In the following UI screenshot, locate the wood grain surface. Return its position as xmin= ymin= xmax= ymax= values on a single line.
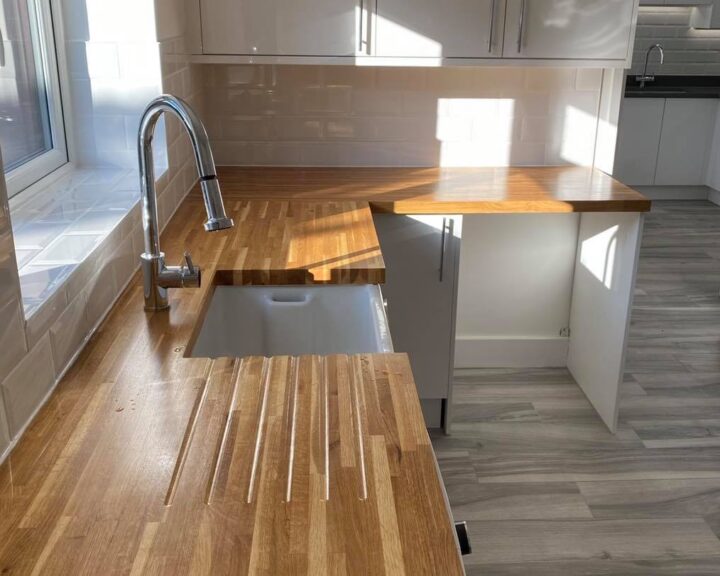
xmin=0 ymin=192 xmax=462 ymax=575
xmin=214 ymin=198 xmax=385 ymax=285
xmin=215 ymin=166 xmax=651 ymax=214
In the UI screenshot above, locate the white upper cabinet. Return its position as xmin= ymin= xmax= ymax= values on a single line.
xmin=374 ymin=0 xmax=505 ymax=58
xmin=200 ymin=0 xmax=366 ymax=56
xmin=504 ymin=0 xmax=636 ymax=61
xmin=193 ymin=0 xmax=639 ymax=65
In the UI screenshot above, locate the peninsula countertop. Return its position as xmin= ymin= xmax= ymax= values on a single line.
xmin=0 ymin=165 xmax=650 ymax=575
xmin=215 ymin=165 xmax=651 ymax=214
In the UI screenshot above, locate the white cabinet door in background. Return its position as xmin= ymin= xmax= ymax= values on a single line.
xmin=200 ymin=0 xmax=363 ymax=56
xmin=374 ymin=0 xmax=505 ymax=58
xmin=655 ymin=99 xmax=718 ymax=186
xmin=614 ymin=98 xmax=665 ymax=186
xmin=504 ymin=0 xmax=635 ymax=61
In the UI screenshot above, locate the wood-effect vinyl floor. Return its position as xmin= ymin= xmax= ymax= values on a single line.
xmin=432 ymin=201 xmax=720 ymax=575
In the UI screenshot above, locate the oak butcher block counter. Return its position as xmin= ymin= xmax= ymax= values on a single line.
xmin=0 ymin=194 xmax=463 ymax=575
xmin=0 ymin=165 xmax=649 ymax=575
xmin=216 ymin=165 xmax=651 ymax=214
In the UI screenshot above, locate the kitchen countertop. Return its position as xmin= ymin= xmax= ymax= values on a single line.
xmin=0 ymin=166 xmax=649 ymax=574
xmin=216 ymin=165 xmax=651 ymax=213
xmin=210 ymin=199 xmax=384 ymax=285
xmin=0 ymin=195 xmax=462 ymax=575
xmin=625 ymin=75 xmax=720 ymax=99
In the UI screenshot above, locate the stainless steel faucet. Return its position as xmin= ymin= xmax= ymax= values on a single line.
xmin=636 ymin=44 xmax=664 ymax=88
xmin=138 ymin=94 xmax=234 ymax=311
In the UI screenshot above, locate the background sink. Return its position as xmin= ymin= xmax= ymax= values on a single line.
xmin=190 ymin=285 xmax=393 ymax=358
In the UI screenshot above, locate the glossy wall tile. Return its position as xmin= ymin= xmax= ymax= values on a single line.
xmin=0 ymin=150 xmax=25 ymax=456
xmin=201 ymin=65 xmax=605 ymax=168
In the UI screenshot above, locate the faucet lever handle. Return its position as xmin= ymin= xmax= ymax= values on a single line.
xmin=183 ymin=251 xmax=195 ymax=272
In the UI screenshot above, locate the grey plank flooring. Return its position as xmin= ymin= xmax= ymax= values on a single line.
xmin=433 ymin=201 xmax=720 ymax=574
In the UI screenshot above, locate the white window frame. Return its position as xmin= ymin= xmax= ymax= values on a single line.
xmin=3 ymin=0 xmax=68 ymax=198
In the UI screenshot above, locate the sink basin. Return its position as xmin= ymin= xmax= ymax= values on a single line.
xmin=190 ymin=285 xmax=393 ymax=358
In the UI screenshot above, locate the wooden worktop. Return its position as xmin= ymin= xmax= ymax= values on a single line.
xmin=212 ymin=199 xmax=384 ymax=285
xmin=216 ymin=166 xmax=651 ymax=214
xmin=0 ymin=164 xmax=648 ymax=573
xmin=0 ymin=195 xmax=462 ymax=575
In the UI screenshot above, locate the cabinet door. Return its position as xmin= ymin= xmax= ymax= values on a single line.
xmin=200 ymin=0 xmax=363 ymax=56
xmin=504 ymin=0 xmax=635 ymax=60
xmin=374 ymin=0 xmax=505 ymax=58
xmin=614 ymin=98 xmax=665 ymax=186
xmin=373 ymin=215 xmax=461 ymax=426
xmin=655 ymin=99 xmax=718 ymax=186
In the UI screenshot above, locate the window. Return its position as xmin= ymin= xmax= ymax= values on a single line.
xmin=0 ymin=0 xmax=67 ymax=197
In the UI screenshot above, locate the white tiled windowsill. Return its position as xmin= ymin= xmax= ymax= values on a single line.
xmin=9 ymin=166 xmax=142 ymax=318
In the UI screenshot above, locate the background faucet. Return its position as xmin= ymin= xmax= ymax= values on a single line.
xmin=636 ymin=44 xmax=664 ymax=88
xmin=138 ymin=94 xmax=234 ymax=311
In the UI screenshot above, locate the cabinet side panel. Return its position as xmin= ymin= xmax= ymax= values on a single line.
xmin=567 ymin=212 xmax=643 ymax=432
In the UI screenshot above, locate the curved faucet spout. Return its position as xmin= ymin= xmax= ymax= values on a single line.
xmin=138 ymin=94 xmax=234 ymax=310
xmin=636 ymin=44 xmax=664 ymax=89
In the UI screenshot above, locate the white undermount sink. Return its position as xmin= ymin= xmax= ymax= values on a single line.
xmin=190 ymin=285 xmax=393 ymax=358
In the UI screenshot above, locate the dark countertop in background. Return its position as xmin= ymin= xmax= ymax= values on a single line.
xmin=625 ymin=75 xmax=720 ymax=99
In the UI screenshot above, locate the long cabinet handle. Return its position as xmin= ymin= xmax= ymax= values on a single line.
xmin=358 ymin=0 xmax=365 ymax=52
xmin=439 ymin=217 xmax=454 ymax=282
xmin=0 ymin=27 xmax=4 ymax=67
xmin=488 ymin=0 xmax=496 ymax=52
xmin=488 ymin=0 xmax=497 ymax=54
xmin=517 ymin=0 xmax=527 ymax=53
xmin=359 ymin=0 xmax=366 ymax=53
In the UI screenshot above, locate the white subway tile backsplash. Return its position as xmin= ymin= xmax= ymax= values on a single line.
xmin=203 ymin=65 xmax=603 ymax=168
xmin=83 ymin=262 xmax=118 ymax=330
xmin=575 ymin=69 xmax=604 ymax=92
xmin=1 ymin=333 xmax=55 ymax=437
xmin=50 ymin=291 xmax=90 ymax=374
xmin=85 ymin=42 xmax=120 ymax=80
xmin=0 ymin=299 xmax=27 ymax=380
xmin=25 ymin=288 xmax=67 ymax=350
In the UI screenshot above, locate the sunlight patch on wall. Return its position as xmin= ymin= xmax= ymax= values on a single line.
xmin=560 ymin=105 xmax=597 ymax=166
xmin=580 ymin=224 xmax=618 ymax=290
xmin=437 ymin=98 xmax=515 ymax=167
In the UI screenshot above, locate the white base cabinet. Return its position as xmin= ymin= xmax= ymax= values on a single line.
xmin=614 ymin=98 xmax=665 ymax=186
xmin=615 ymin=98 xmax=719 ymax=187
xmin=655 ymin=99 xmax=717 ymax=186
xmin=373 ymin=214 xmax=462 ymax=430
